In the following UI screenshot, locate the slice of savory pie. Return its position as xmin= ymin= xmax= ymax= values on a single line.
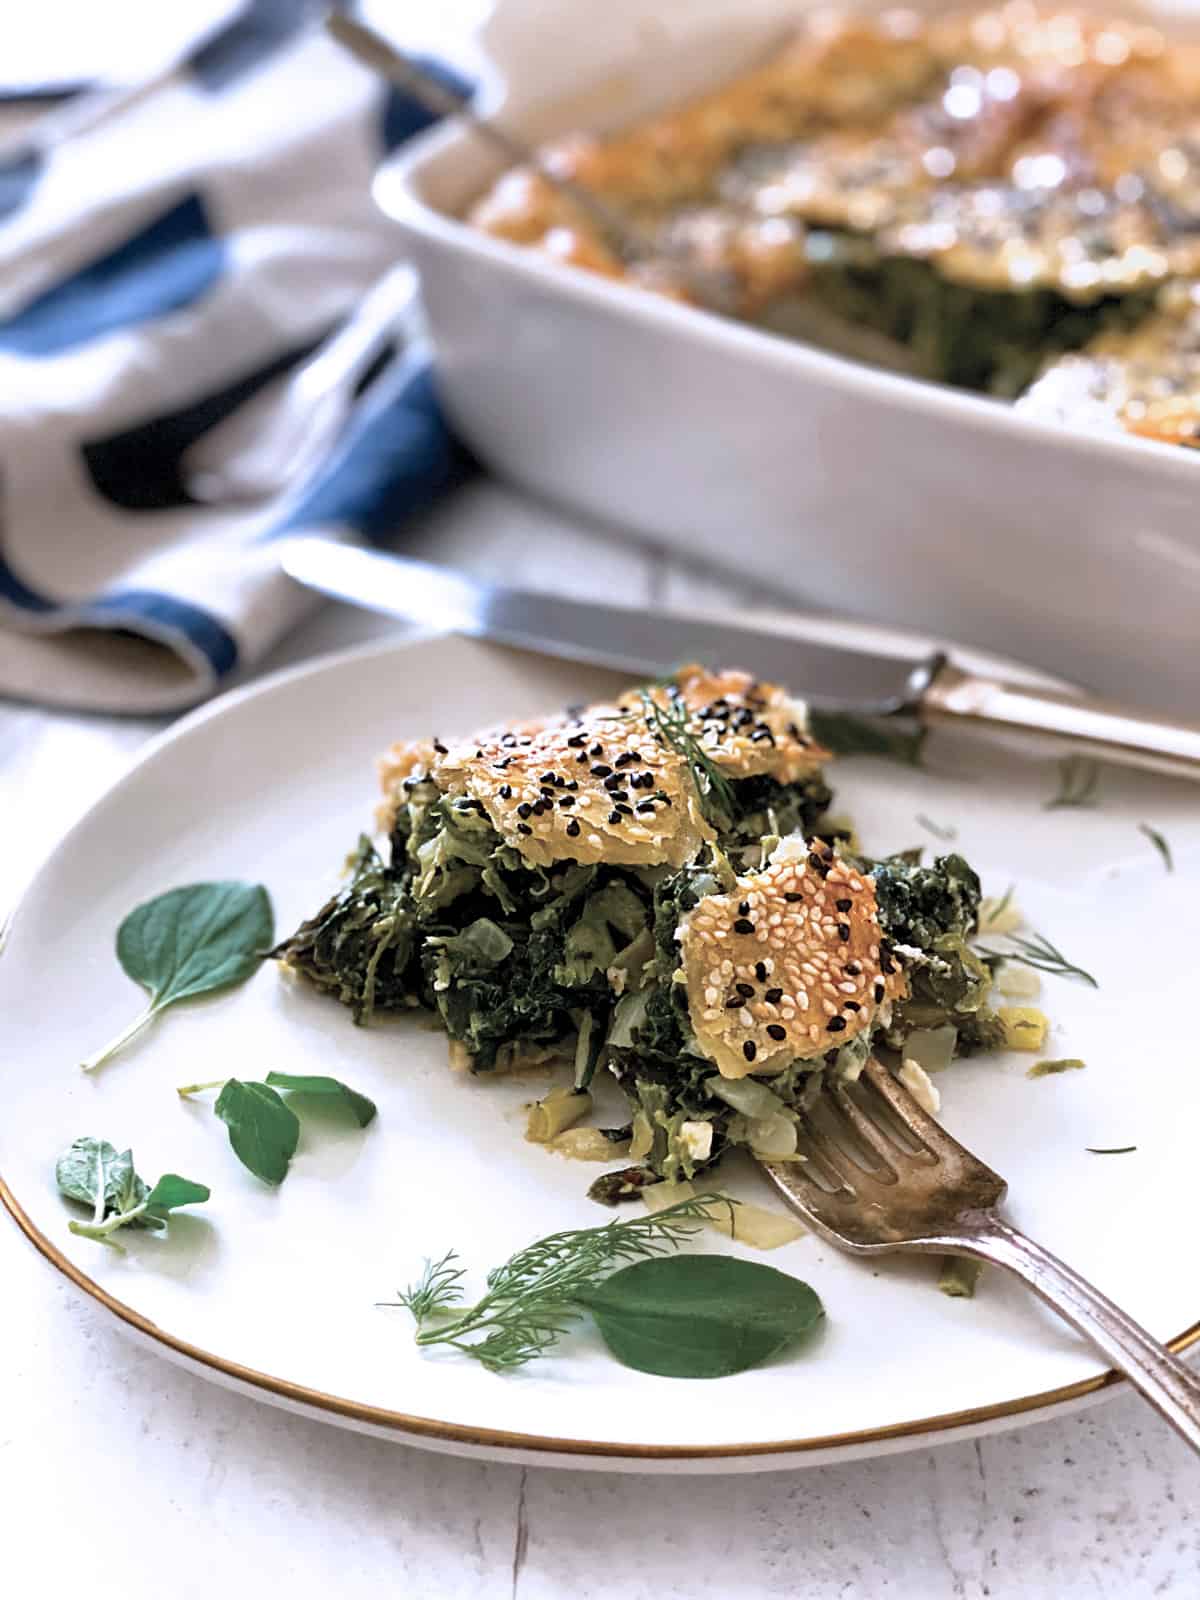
xmin=274 ymin=667 xmax=1000 ymax=1190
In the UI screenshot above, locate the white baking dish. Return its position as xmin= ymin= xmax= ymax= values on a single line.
xmin=377 ymin=0 xmax=1200 ymax=717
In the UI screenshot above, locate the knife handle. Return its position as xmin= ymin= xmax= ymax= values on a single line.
xmin=920 ymin=663 xmax=1200 ymax=782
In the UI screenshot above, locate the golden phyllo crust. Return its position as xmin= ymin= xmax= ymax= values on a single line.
xmin=376 ymin=667 xmax=829 ymax=868
xmin=679 ymin=837 xmax=907 ymax=1080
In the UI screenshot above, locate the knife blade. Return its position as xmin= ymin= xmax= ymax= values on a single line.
xmin=278 ymin=537 xmax=940 ymax=714
xmin=279 ymin=536 xmax=1200 ymax=783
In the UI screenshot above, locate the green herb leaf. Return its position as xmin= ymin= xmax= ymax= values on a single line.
xmin=1027 ymin=1058 xmax=1086 ymax=1078
xmin=214 ymin=1079 xmax=300 ymax=1185
xmin=977 ymin=930 xmax=1098 ymax=988
xmin=389 ymin=1195 xmax=720 ymax=1371
xmin=143 ymin=1174 xmax=212 ymax=1219
xmin=915 ymin=813 xmax=957 ymax=842
xmin=1045 ymin=755 xmax=1100 ymax=810
xmin=264 ymin=1071 xmax=377 ymax=1128
xmin=807 ymin=712 xmax=927 ymax=767
xmin=574 ymin=1254 xmax=823 ymax=1378
xmin=1086 ymin=1145 xmax=1136 ymax=1155
xmin=55 ymin=1136 xmax=209 ymax=1248
xmin=82 ymin=882 xmax=274 ymax=1071
xmin=1138 ymin=824 xmax=1173 ymax=873
xmin=639 ymin=689 xmax=737 ymax=828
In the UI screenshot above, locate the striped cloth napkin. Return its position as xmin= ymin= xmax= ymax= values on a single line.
xmin=0 ymin=1 xmax=474 ymax=712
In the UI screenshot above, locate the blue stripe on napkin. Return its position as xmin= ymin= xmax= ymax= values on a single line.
xmin=271 ymin=355 xmax=474 ymax=543
xmin=82 ymin=333 xmax=328 ymax=511
xmin=0 ymin=149 xmax=44 ymax=223
xmin=0 ymin=192 xmax=223 ymax=358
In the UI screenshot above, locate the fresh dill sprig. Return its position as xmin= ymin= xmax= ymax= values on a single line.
xmin=394 ymin=1250 xmax=467 ymax=1321
xmin=1044 ymin=755 xmax=1101 ymax=810
xmin=915 ymin=813 xmax=957 ymax=842
xmin=639 ymin=688 xmax=737 ymax=828
xmin=978 ymin=930 xmax=1098 ymax=989
xmin=385 ymin=1196 xmax=727 ymax=1372
xmin=1138 ymin=824 xmax=1173 ymax=873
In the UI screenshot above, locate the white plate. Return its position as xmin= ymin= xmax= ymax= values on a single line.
xmin=3 ymin=630 xmax=1199 ymax=1473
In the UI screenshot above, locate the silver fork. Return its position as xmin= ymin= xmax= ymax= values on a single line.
xmin=759 ymin=1056 xmax=1200 ymax=1452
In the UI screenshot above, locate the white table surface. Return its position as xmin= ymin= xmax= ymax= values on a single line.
xmin=3 ymin=484 xmax=1199 ymax=1598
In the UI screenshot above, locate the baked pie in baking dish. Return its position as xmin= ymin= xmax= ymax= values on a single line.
xmin=470 ymin=3 xmax=1200 ymax=436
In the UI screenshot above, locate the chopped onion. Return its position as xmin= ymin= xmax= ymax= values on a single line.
xmin=526 ymin=1086 xmax=592 ymax=1142
xmin=902 ymin=1024 xmax=957 ymax=1074
xmin=997 ymin=965 xmax=1041 ymax=998
xmin=705 ymin=1074 xmax=788 ymax=1119
xmin=998 ymin=1006 xmax=1049 ymax=1051
xmin=642 ymin=1180 xmax=805 ymax=1250
xmin=979 ymin=895 xmax=1024 ymax=935
xmin=629 ymin=1111 xmax=654 ymax=1160
xmin=746 ymin=1114 xmax=798 ymax=1157
xmin=549 ymin=1126 xmax=630 ymax=1161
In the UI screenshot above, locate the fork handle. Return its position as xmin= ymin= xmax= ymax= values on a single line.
xmin=946 ymin=1212 xmax=1200 ymax=1453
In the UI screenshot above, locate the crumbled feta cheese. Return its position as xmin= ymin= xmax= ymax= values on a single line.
xmin=899 ymin=1058 xmax=941 ymax=1114
xmin=678 ymin=1120 xmax=714 ymax=1162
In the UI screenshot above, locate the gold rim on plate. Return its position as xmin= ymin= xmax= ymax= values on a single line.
xmin=4 ymin=636 xmax=1196 ymax=1464
xmin=4 ymin=1173 xmax=1197 ymax=1460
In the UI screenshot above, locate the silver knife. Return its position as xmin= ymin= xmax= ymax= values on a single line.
xmin=280 ymin=537 xmax=1200 ymax=782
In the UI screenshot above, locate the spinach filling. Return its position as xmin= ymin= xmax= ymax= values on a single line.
xmin=275 ymin=774 xmax=998 ymax=1185
xmin=794 ymin=230 xmax=1158 ymax=397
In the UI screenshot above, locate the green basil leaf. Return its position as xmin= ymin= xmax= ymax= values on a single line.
xmin=83 ymin=882 xmax=274 ymax=1071
xmin=214 ymin=1079 xmax=300 ymax=1185
xmin=264 ymin=1071 xmax=377 ymax=1128
xmin=55 ymin=1137 xmax=121 ymax=1210
xmin=143 ymin=1174 xmax=212 ymax=1218
xmin=118 ymin=881 xmax=274 ymax=1008
xmin=575 ymin=1255 xmax=824 ymax=1379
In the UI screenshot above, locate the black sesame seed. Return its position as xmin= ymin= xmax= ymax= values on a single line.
xmin=576 ymin=753 xmax=588 ymax=764
xmin=616 ymin=804 xmax=634 ymax=816
xmin=733 ymin=918 xmax=755 ymax=935
xmin=498 ymin=784 xmax=512 ymax=799
xmin=827 ymin=1016 xmax=847 ymax=1033
xmin=764 ymin=987 xmax=783 ymax=1004
xmin=494 ymin=756 xmax=511 ymax=769
xmin=517 ymin=803 xmax=532 ymax=819
xmin=591 ymin=764 xmax=612 ymax=778
xmin=880 ymin=955 xmax=895 ymax=974
xmin=614 ymin=752 xmax=637 ymax=768
xmin=750 ymin=727 xmax=775 ymax=744
xmin=874 ymin=981 xmax=885 ymax=1001
xmin=566 ymin=780 xmax=579 ymax=791
xmin=635 ymin=799 xmax=655 ymax=813
xmin=725 ymin=997 xmax=742 ymax=1010
xmin=835 ymin=899 xmax=852 ymax=913
xmin=783 ymin=892 xmax=803 ymax=903
xmin=736 ymin=982 xmax=755 ymax=998
xmin=743 ymin=1041 xmax=757 ymax=1062
xmin=433 ymin=739 xmax=448 ymax=755
xmin=516 ymin=823 xmax=532 ymax=836
xmin=608 ymin=810 xmax=623 ymax=825
xmin=755 ymin=962 xmax=768 ymax=982
xmin=540 ymin=771 xmax=555 ymax=784
xmin=766 ymin=1024 xmax=786 ymax=1041
xmin=590 ymin=743 xmax=603 ymax=757
xmin=844 ymin=1001 xmax=861 ymax=1012
xmin=738 ymin=900 xmax=750 ymax=915
xmin=837 ymin=923 xmax=851 ymax=942
xmin=808 ymin=852 xmax=830 ymax=879
xmin=566 ymin=819 xmax=581 ymax=837
xmin=567 ymin=734 xmax=586 ymax=747
xmin=846 ymin=962 xmax=861 ymax=976
xmin=559 ymin=795 xmax=575 ymax=808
